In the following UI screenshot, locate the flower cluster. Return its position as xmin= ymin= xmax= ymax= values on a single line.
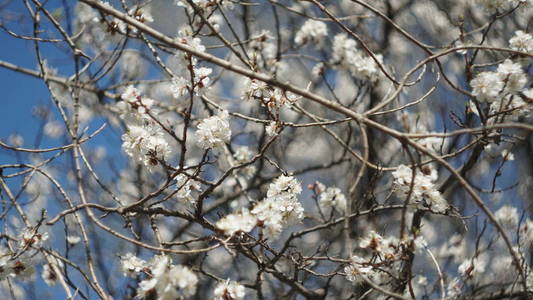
xmin=344 ymin=255 xmax=372 ymax=285
xmin=345 ymin=231 xmax=427 ymax=285
xmin=216 ymin=209 xmax=257 ymax=236
xmin=120 ymin=253 xmax=147 ymax=277
xmin=0 ymin=252 xmax=35 ymax=281
xmin=331 ymin=34 xmax=383 ymax=81
xmin=254 ymin=175 xmax=305 ymax=225
xmin=458 ymin=256 xmax=487 ymax=278
xmin=171 ymin=27 xmax=212 ymax=98
xmin=494 ymin=205 xmax=519 ymax=228
xmin=391 ymin=165 xmax=448 ymax=213
xmin=94 ymin=2 xmax=153 ymax=34
xmin=294 ymin=20 xmax=328 ymax=48
xmin=121 ymin=254 xmax=198 ymax=299
xmin=470 ymin=59 xmax=527 ymax=102
xmin=470 ymin=72 xmax=505 ymax=102
xmin=196 ymin=111 xmax=232 ymax=150
xmin=175 ymin=0 xmax=234 ymax=12
xmin=253 ymin=175 xmax=304 ymax=238
xmin=265 ymin=121 xmax=281 ymax=137
xmin=0 ymin=228 xmax=49 ymax=282
xmin=41 ymin=258 xmax=64 ymax=287
xmin=216 ymin=175 xmax=304 ymax=239
xmin=118 ymin=86 xmax=173 ymax=170
xmin=314 ymin=182 xmax=347 ymax=214
xmin=175 ymin=174 xmax=202 ymax=207
xmin=242 ymin=79 xmax=298 ymax=110
xmin=213 ymin=279 xmax=245 ymax=300
xmin=20 ymin=229 xmax=49 ymax=249
xmin=509 ymin=30 xmax=533 ymax=53
xmin=470 ymin=55 xmax=531 ymax=123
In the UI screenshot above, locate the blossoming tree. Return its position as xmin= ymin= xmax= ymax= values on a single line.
xmin=0 ymin=0 xmax=532 ymax=299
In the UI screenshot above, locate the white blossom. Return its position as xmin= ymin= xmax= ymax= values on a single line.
xmin=458 ymin=255 xmax=487 ymax=278
xmin=0 ymin=248 xmax=36 ymax=281
xmin=330 ymin=33 xmax=383 ymax=81
xmin=194 ymin=67 xmax=212 ymax=90
xmin=265 ymin=121 xmax=280 ymax=137
xmin=213 ymin=279 xmax=245 ymax=300
xmin=318 ymin=185 xmax=347 ymax=213
xmin=0 ymin=254 xmax=11 ymax=280
xmin=312 ymin=62 xmax=324 ymax=78
xmin=171 ymin=77 xmax=189 ymax=99
xmin=294 ymin=20 xmax=328 ymax=47
xmin=137 ymin=255 xmax=198 ymax=299
xmin=249 ymin=175 xmax=304 ymax=238
xmin=495 ymin=205 xmax=519 ymax=228
xmin=8 ymin=134 xmax=24 ymax=147
xmin=417 ymin=137 xmax=444 ymax=153
xmin=501 ymin=149 xmax=515 ymax=161
xmin=509 ymin=30 xmax=533 ymax=53
xmin=447 ymin=277 xmax=462 ymax=298
xmin=169 ymin=27 xmax=212 ymax=96
xmin=121 ymin=51 xmax=146 ymax=80
xmin=331 ymin=34 xmax=358 ymax=65
xmin=20 ymin=229 xmax=49 ymax=248
xmin=42 ymin=259 xmax=63 ymax=286
xmin=176 ymin=26 xmax=206 ymax=53
xmin=196 ymin=111 xmax=232 ymax=150
xmin=117 ymin=86 xmax=173 ymax=170
xmin=120 ymin=253 xmax=147 ymax=277
xmin=251 ymin=198 xmax=285 ymax=238
xmin=242 ymin=79 xmax=270 ymax=102
xmin=216 ymin=209 xmax=257 ymax=236
xmin=175 ymin=174 xmax=202 ymax=207
xmin=43 ymin=121 xmax=64 ymax=138
xmin=247 ymin=30 xmax=278 ymax=70
xmin=242 ymin=79 xmax=298 ymax=109
xmin=470 ymin=72 xmax=504 ymax=102
xmin=175 ymin=0 xmax=233 ymax=11
xmin=66 ymin=235 xmax=81 ymax=245
xmin=267 ymin=175 xmax=302 ymax=198
xmin=344 ymin=256 xmax=372 ymax=284
xmin=120 ymin=85 xmax=155 ymax=115
xmin=497 ymin=59 xmax=527 ymax=93
xmin=121 ymin=123 xmax=172 ymax=169
xmin=10 ymin=258 xmax=35 ymax=280
xmin=413 ymin=235 xmax=428 ymax=254
xmin=391 ymin=165 xmax=448 ymax=213
xmin=471 ymin=60 xmax=526 ymax=104
xmin=233 ymin=146 xmax=253 ymax=162
xmin=129 ymin=5 xmax=153 ymax=23
xmin=359 ymin=230 xmax=384 ymax=252
xmin=353 ymin=54 xmax=383 ymax=81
